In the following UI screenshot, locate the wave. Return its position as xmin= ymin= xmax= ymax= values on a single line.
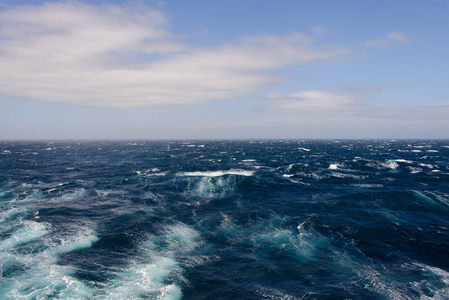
xmin=96 ymin=223 xmax=200 ymax=300
xmin=178 ymin=169 xmax=254 ymax=177
xmin=0 ymin=224 xmax=99 ymax=299
xmin=55 ymin=188 xmax=87 ymax=203
xmin=0 ymin=207 xmax=28 ymax=224
xmin=0 ymin=220 xmax=49 ymax=251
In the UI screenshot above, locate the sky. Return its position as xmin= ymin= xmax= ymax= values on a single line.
xmin=0 ymin=0 xmax=448 ymax=139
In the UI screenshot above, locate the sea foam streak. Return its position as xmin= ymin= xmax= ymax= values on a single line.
xmin=0 ymin=225 xmax=98 ymax=299
xmin=178 ymin=169 xmax=254 ymax=177
xmin=97 ymin=223 xmax=200 ymax=300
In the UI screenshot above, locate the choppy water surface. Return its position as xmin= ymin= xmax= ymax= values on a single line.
xmin=1 ymin=140 xmax=448 ymax=299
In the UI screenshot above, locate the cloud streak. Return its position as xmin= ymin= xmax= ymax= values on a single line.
xmin=0 ymin=2 xmax=348 ymax=108
xmin=266 ymin=89 xmax=449 ymax=121
xmin=364 ymin=31 xmax=408 ymax=48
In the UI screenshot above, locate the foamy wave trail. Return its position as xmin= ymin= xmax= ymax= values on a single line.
xmin=0 ymin=207 xmax=28 ymax=224
xmin=55 ymin=230 xmax=99 ymax=254
xmin=97 ymin=223 xmax=200 ymax=300
xmin=1 ymin=189 xmax=43 ymax=205
xmin=0 ymin=221 xmax=49 ymax=251
xmin=55 ymin=188 xmax=87 ymax=203
xmin=0 ymin=223 xmax=99 ymax=299
xmin=0 ymin=261 xmax=91 ymax=300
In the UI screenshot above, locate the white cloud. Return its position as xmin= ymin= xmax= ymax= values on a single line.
xmin=268 ymin=91 xmax=356 ymax=112
xmin=364 ymin=38 xmax=389 ymax=48
xmin=0 ymin=2 xmax=348 ymax=108
xmin=364 ymin=31 xmax=408 ymax=47
xmin=266 ymin=89 xmax=449 ymax=122
xmin=387 ymin=31 xmax=408 ymax=43
xmin=311 ymin=26 xmax=326 ymax=35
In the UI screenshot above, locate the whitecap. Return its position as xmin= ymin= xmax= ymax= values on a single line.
xmin=179 ymin=169 xmax=254 ymax=177
xmin=328 ymin=163 xmax=340 ymax=170
xmin=383 ymin=160 xmax=399 ymax=169
xmin=56 ymin=188 xmax=87 ymax=203
xmin=185 ymin=176 xmax=236 ymax=199
xmin=2 ymin=189 xmax=43 ymax=204
xmin=282 ymin=174 xmax=294 ymax=178
xmin=392 ymin=159 xmax=413 ymax=164
xmin=352 ymin=184 xmax=384 ymax=188
xmin=408 ymin=167 xmax=423 ymax=174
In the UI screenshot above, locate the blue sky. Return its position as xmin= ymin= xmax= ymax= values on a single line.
xmin=0 ymin=0 xmax=448 ymax=139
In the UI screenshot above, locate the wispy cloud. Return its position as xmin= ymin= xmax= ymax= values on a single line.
xmin=266 ymin=88 xmax=449 ymax=121
xmin=267 ymin=90 xmax=357 ymax=113
xmin=0 ymin=2 xmax=348 ymax=108
xmin=364 ymin=31 xmax=408 ymax=48
xmin=311 ymin=26 xmax=326 ymax=35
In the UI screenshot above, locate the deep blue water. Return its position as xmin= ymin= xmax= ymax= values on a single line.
xmin=1 ymin=140 xmax=448 ymax=299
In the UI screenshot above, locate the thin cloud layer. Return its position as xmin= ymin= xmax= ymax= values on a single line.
xmin=268 ymin=91 xmax=357 ymax=112
xmin=0 ymin=2 xmax=348 ymax=108
xmin=267 ymin=89 xmax=449 ymax=121
xmin=364 ymin=31 xmax=408 ymax=48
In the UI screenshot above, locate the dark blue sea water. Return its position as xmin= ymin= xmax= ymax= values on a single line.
xmin=1 ymin=140 xmax=448 ymax=299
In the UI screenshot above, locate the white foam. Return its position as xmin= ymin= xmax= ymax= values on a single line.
xmin=330 ymin=172 xmax=365 ymax=179
xmin=298 ymin=147 xmax=311 ymax=152
xmin=419 ymin=163 xmax=435 ymax=169
xmin=282 ymin=174 xmax=294 ymax=178
xmin=187 ymin=176 xmax=235 ymax=199
xmin=145 ymin=172 xmax=168 ymax=177
xmin=0 ymin=207 xmax=28 ymax=224
xmin=352 ymin=184 xmax=384 ymax=188
xmin=0 ymin=223 xmax=100 ymax=299
xmin=392 ymin=159 xmax=413 ymax=164
xmin=3 ymin=190 xmax=43 ymax=204
xmin=101 ymin=256 xmax=181 ymax=300
xmin=179 ymin=169 xmax=254 ymax=177
xmin=0 ymin=221 xmax=49 ymax=251
xmin=408 ymin=167 xmax=423 ymax=174
xmin=383 ymin=160 xmax=399 ymax=169
xmin=56 ymin=231 xmax=99 ymax=254
xmin=99 ymin=223 xmax=199 ymax=300
xmin=56 ymin=188 xmax=87 ymax=203
xmin=328 ymin=163 xmax=340 ymax=170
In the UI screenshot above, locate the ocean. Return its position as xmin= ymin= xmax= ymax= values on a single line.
xmin=0 ymin=140 xmax=448 ymax=299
